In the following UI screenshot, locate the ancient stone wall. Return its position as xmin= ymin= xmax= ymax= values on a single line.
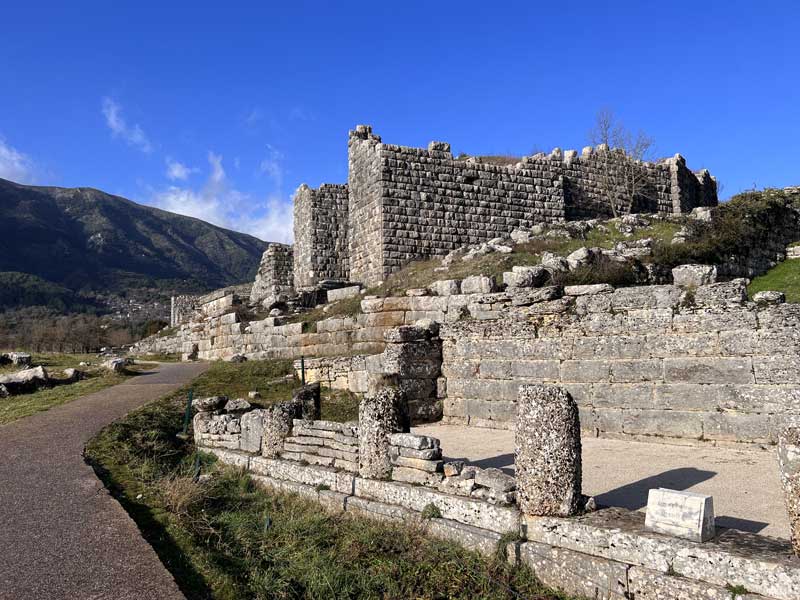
xmin=348 ymin=126 xmax=385 ymax=286
xmin=555 ymin=147 xmax=675 ymax=219
xmin=170 ymin=294 xmax=198 ymax=327
xmin=441 ymin=282 xmax=800 ymax=446
xmin=293 ymin=184 xmax=350 ymax=289
xmin=344 ymin=125 xmax=716 ymax=286
xmin=250 ymin=243 xmax=294 ymax=306
xmin=199 ymin=406 xmax=800 ymax=600
xmin=348 ymin=126 xmax=566 ymax=285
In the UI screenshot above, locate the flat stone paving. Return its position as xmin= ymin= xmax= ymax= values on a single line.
xmin=414 ymin=424 xmax=790 ymax=540
xmin=0 ymin=361 xmax=208 ymax=600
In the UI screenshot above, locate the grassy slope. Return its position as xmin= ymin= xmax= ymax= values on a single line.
xmin=291 ymin=219 xmax=681 ymax=326
xmin=0 ymin=353 xmax=148 ymax=425
xmin=85 ymin=359 xmax=567 ymax=600
xmin=748 ymin=259 xmax=800 ymax=303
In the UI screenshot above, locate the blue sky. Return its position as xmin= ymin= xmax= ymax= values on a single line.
xmin=2 ymin=1 xmax=799 ymax=243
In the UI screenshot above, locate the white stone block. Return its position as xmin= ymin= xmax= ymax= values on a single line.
xmin=645 ymin=488 xmax=715 ymax=542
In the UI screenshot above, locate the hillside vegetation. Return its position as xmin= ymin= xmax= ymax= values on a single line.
xmin=0 ymin=177 xmax=267 ymax=307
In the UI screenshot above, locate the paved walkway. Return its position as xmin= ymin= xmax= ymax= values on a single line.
xmin=415 ymin=424 xmax=790 ymax=540
xmin=0 ymin=362 xmax=208 ymax=600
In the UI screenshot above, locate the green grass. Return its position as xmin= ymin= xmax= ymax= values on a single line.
xmin=85 ymin=362 xmax=568 ymax=600
xmin=748 ymin=259 xmax=800 ymax=303
xmin=131 ymin=352 xmax=183 ymax=363
xmin=178 ymin=359 xmax=360 ymax=422
xmin=0 ymin=353 xmax=148 ymax=426
xmin=285 ymin=219 xmax=681 ymax=327
xmin=371 ymin=219 xmax=680 ymax=299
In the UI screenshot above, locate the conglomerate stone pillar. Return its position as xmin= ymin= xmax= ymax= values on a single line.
xmin=515 ymin=384 xmax=582 ymax=517
xmin=358 ymin=386 xmax=410 ymax=479
xmin=778 ymin=426 xmax=800 ymax=555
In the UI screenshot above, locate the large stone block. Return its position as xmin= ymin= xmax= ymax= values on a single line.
xmin=517 ymin=541 xmax=628 ymax=600
xmin=609 ymin=359 xmax=663 ymax=383
xmin=516 ymin=385 xmax=581 ymax=517
xmin=560 ymin=360 xmax=610 ymax=383
xmin=663 ymin=357 xmax=754 ymax=384
xmin=353 ymin=477 xmax=520 ymax=533
xmin=672 ymin=264 xmax=717 ymax=288
xmin=461 ymin=275 xmax=496 ymax=294
xmin=240 ymin=409 xmax=266 ymax=454
xmin=627 ymin=566 xmax=758 ymax=600
xmin=672 ymin=529 xmax=800 ymax=600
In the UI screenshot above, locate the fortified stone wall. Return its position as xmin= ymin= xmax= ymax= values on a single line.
xmin=293 ymin=183 xmax=350 ymax=290
xmin=441 ymin=281 xmax=800 ymax=447
xmin=250 ymin=243 xmax=294 ymax=307
xmin=347 ymin=125 xmax=565 ymax=285
xmin=170 ymin=284 xmax=252 ymax=327
xmin=145 ymin=276 xmax=800 ymax=447
xmin=170 ymin=294 xmax=198 ymax=327
xmin=341 ymin=125 xmax=716 ymax=286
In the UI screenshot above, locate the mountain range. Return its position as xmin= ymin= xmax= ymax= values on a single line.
xmin=0 ymin=177 xmax=268 ymax=312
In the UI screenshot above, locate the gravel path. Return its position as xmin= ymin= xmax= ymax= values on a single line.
xmin=415 ymin=423 xmax=790 ymax=539
xmin=0 ymin=361 xmax=208 ymax=600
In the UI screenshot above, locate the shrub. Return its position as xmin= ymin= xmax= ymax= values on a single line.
xmin=421 ymin=503 xmax=442 ymax=519
xmin=652 ymin=188 xmax=800 ymax=268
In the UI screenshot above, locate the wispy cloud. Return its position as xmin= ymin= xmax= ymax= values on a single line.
xmin=0 ymin=138 xmax=36 ymax=184
xmin=165 ymin=157 xmax=197 ymax=181
xmin=149 ymin=152 xmax=293 ymax=243
xmin=102 ymin=97 xmax=152 ymax=153
xmin=258 ymin=144 xmax=284 ymax=188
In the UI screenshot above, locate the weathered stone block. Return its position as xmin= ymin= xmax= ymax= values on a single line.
xmin=428 ymin=279 xmax=461 ymax=296
xmin=560 ymin=360 xmax=610 ymax=383
xmin=672 ymin=264 xmax=717 ymax=288
xmin=645 ymin=488 xmax=715 ymax=542
xmin=353 ymin=477 xmax=520 ymax=534
xmin=610 ymin=359 xmax=663 ymax=383
xmin=627 ymin=566 xmax=755 ymax=600
xmin=461 ymin=275 xmax=496 ymax=294
xmin=663 ymin=357 xmax=754 ymax=384
xmin=358 ymin=387 xmax=410 ymax=479
xmin=778 ymin=426 xmax=800 ymax=556
xmin=240 ymin=409 xmax=266 ymax=454
xmin=391 ymin=466 xmax=443 ymax=486
xmin=516 ymin=385 xmax=581 ymax=517
xmin=564 ymin=283 xmax=614 ymax=296
xmin=262 ymin=401 xmax=300 ymax=458
xmin=517 ymin=541 xmax=628 ymax=600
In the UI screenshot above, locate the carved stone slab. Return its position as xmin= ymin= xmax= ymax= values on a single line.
xmin=645 ymin=488 xmax=715 ymax=542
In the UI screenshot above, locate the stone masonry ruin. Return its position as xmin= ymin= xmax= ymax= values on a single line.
xmin=291 ymin=125 xmax=717 ymax=288
xmin=192 ymin=365 xmax=800 ymax=600
xmin=134 ymin=127 xmax=800 ymax=598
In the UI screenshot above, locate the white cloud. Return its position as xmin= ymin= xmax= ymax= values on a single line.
xmin=0 ymin=138 xmax=36 ymax=183
xmin=208 ymin=151 xmax=225 ymax=184
xmin=149 ymin=152 xmax=294 ymax=243
xmin=238 ymin=195 xmax=294 ymax=244
xmin=102 ymin=97 xmax=152 ymax=153
xmin=165 ymin=157 xmax=197 ymax=181
xmin=258 ymin=144 xmax=284 ymax=188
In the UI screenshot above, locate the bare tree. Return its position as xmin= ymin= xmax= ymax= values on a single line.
xmin=588 ymin=109 xmax=656 ymax=217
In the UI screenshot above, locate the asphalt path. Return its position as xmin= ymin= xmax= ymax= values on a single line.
xmin=0 ymin=361 xmax=208 ymax=600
